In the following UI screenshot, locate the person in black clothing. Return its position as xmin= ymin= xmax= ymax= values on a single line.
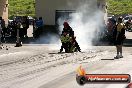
xmin=125 ymin=19 xmax=132 ymax=31
xmin=22 ymin=16 xmax=29 ymax=38
xmin=10 ymin=19 xmax=17 ymax=37
xmin=60 ymin=22 xmax=81 ymax=52
xmin=35 ymin=17 xmax=44 ymax=38
xmin=32 ymin=17 xmax=38 ymax=38
xmin=62 ymin=22 xmax=74 ymax=37
xmin=113 ymin=17 xmax=126 ymax=59
xmin=0 ymin=17 xmax=2 ymax=44
xmin=0 ymin=17 xmax=6 ymax=42
xmin=71 ymin=36 xmax=81 ymax=52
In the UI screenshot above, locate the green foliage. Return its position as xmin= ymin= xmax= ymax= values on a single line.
xmin=9 ymin=0 xmax=35 ymax=19
xmin=9 ymin=0 xmax=132 ymax=18
xmin=107 ymin=0 xmax=132 ymax=15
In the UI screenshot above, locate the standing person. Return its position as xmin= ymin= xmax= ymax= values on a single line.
xmin=113 ymin=17 xmax=126 ymax=59
xmin=22 ymin=16 xmax=29 ymax=38
xmin=10 ymin=19 xmax=17 ymax=37
xmin=125 ymin=19 xmax=132 ymax=31
xmin=107 ymin=18 xmax=116 ymax=44
xmin=36 ymin=17 xmax=44 ymax=37
xmin=33 ymin=17 xmax=38 ymax=38
xmin=1 ymin=18 xmax=6 ymax=42
xmin=0 ymin=17 xmax=2 ymax=46
xmin=15 ymin=18 xmax=22 ymax=47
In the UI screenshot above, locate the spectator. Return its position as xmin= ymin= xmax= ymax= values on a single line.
xmin=113 ymin=17 xmax=126 ymax=59
xmin=36 ymin=17 xmax=44 ymax=37
xmin=22 ymin=16 xmax=29 ymax=38
xmin=125 ymin=19 xmax=132 ymax=31
xmin=0 ymin=17 xmax=6 ymax=42
xmin=33 ymin=17 xmax=38 ymax=38
xmin=33 ymin=17 xmax=38 ymax=29
xmin=0 ymin=17 xmax=2 ymax=45
xmin=10 ymin=19 xmax=17 ymax=37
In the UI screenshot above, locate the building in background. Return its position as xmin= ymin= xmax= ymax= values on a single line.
xmin=35 ymin=0 xmax=107 ymax=25
xmin=0 ymin=0 xmax=8 ymax=24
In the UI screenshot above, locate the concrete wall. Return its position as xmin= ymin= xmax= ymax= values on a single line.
xmin=0 ymin=0 xmax=8 ymax=24
xmin=35 ymin=0 xmax=106 ymax=25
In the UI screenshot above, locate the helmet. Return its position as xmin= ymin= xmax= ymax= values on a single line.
xmin=63 ymin=22 xmax=69 ymax=28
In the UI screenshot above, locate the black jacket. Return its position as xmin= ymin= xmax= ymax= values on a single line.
xmin=62 ymin=27 xmax=74 ymax=37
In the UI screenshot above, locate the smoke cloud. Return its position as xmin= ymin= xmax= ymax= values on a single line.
xmin=58 ymin=2 xmax=106 ymax=51
xmin=33 ymin=1 xmax=106 ymax=51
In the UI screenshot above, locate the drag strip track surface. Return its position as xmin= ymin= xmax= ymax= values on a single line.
xmin=0 ymin=46 xmax=131 ymax=88
xmin=0 ymin=47 xmax=106 ymax=88
xmin=38 ymin=51 xmax=112 ymax=88
xmin=40 ymin=53 xmax=132 ymax=88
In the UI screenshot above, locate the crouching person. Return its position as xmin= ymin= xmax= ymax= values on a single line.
xmin=70 ymin=36 xmax=81 ymax=52
xmin=59 ymin=32 xmax=71 ymax=53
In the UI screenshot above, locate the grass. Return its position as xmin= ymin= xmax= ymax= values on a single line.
xmin=9 ymin=0 xmax=35 ymax=19
xmin=107 ymin=0 xmax=132 ymax=15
